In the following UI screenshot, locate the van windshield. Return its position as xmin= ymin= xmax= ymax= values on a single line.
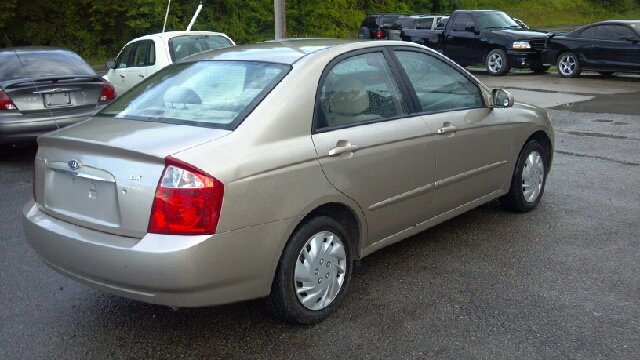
xmin=98 ymin=61 xmax=290 ymax=130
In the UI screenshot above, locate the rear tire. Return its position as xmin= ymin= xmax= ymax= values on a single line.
xmin=557 ymin=52 xmax=581 ymax=78
xmin=500 ymin=140 xmax=548 ymax=213
xmin=486 ymin=49 xmax=511 ymax=76
xmin=267 ymin=216 xmax=352 ymax=324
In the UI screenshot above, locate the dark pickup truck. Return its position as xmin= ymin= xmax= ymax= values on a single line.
xmin=401 ymin=10 xmax=553 ymax=75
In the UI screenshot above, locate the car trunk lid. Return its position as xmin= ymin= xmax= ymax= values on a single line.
xmin=4 ymin=76 xmax=106 ymax=115
xmin=34 ymin=117 xmax=230 ymax=238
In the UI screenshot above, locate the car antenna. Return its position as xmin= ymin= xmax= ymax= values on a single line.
xmin=162 ymin=0 xmax=171 ymax=33
xmin=2 ymin=28 xmax=59 ymax=130
xmin=186 ymin=2 xmax=203 ymax=31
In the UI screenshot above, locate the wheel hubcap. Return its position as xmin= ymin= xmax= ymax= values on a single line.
xmin=522 ymin=150 xmax=545 ymax=202
xmin=294 ymin=231 xmax=347 ymax=311
xmin=488 ymin=53 xmax=503 ymax=72
xmin=559 ymin=55 xmax=576 ymax=76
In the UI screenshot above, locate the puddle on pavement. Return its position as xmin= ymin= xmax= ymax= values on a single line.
xmin=550 ymin=92 xmax=640 ymax=115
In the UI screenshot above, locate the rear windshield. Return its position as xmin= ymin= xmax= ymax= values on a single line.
xmin=169 ymin=35 xmax=234 ymax=62
xmin=0 ymin=49 xmax=95 ymax=82
xmin=98 ymin=61 xmax=290 ymax=130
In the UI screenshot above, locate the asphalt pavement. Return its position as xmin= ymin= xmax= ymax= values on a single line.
xmin=1 ymin=69 xmax=639 ymax=359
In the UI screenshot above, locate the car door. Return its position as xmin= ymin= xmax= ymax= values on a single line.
xmin=311 ymin=50 xmax=437 ymax=244
xmin=392 ymin=49 xmax=512 ymax=218
xmin=594 ymin=25 xmax=639 ymax=71
xmin=445 ymin=14 xmax=481 ymax=65
xmin=122 ymin=40 xmax=152 ymax=91
xmin=109 ymin=41 xmax=135 ymax=95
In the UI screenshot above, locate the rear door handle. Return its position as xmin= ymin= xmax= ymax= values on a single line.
xmin=329 ymin=144 xmax=359 ymax=156
xmin=139 ymin=74 xmax=145 ymax=78
xmin=119 ymin=74 xmax=125 ymax=78
xmin=438 ymin=124 xmax=457 ymax=134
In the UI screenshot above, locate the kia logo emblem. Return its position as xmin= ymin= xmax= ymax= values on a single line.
xmin=68 ymin=159 xmax=81 ymax=170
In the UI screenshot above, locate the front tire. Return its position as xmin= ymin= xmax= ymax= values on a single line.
xmin=557 ymin=52 xmax=581 ymax=78
xmin=267 ymin=216 xmax=352 ymax=324
xmin=500 ymin=140 xmax=548 ymax=213
xmin=486 ymin=49 xmax=511 ymax=76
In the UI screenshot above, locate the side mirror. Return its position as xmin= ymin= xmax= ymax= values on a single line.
xmin=625 ymin=35 xmax=640 ymax=43
xmin=105 ymin=60 xmax=116 ymax=69
xmin=465 ymin=25 xmax=477 ymax=33
xmin=492 ymin=89 xmax=514 ymax=108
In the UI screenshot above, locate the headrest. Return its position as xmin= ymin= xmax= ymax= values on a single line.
xmin=329 ymin=78 xmax=369 ymax=115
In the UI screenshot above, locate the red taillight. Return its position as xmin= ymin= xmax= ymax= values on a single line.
xmin=0 ymin=90 xmax=18 ymax=110
xmin=148 ymin=156 xmax=224 ymax=235
xmin=99 ymin=82 xmax=116 ymax=102
xmin=376 ymin=30 xmax=384 ymax=39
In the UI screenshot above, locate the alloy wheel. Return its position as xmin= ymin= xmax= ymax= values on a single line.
xmin=488 ymin=53 xmax=503 ymax=73
xmin=559 ymin=54 xmax=577 ymax=76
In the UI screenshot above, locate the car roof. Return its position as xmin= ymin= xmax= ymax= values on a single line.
xmin=0 ymin=46 xmax=74 ymax=55
xmin=124 ymin=31 xmax=232 ymax=44
xmin=566 ymin=20 xmax=640 ymax=36
xmin=183 ymin=38 xmax=372 ymax=65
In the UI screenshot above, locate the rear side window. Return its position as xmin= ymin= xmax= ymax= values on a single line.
xmin=97 ymin=61 xmax=289 ymax=130
xmin=0 ymin=49 xmax=95 ymax=82
xmin=317 ymin=52 xmax=408 ymax=129
xmin=395 ymin=51 xmax=484 ymax=113
xmin=169 ymin=35 xmax=234 ymax=62
xmin=416 ymin=18 xmax=434 ymax=29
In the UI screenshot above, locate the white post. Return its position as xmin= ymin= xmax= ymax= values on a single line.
xmin=274 ymin=0 xmax=286 ymax=40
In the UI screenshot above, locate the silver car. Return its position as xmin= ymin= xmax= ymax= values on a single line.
xmin=23 ymin=39 xmax=553 ymax=324
xmin=0 ymin=47 xmax=116 ymax=144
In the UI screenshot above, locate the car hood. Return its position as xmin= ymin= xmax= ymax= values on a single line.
xmin=490 ymin=28 xmax=550 ymax=40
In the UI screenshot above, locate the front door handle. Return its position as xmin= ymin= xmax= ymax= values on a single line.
xmin=119 ymin=74 xmax=125 ymax=78
xmin=139 ymin=74 xmax=145 ymax=78
xmin=438 ymin=124 xmax=457 ymax=134
xmin=329 ymin=143 xmax=359 ymax=156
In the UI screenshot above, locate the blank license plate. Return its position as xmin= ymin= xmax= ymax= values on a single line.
xmin=46 ymin=92 xmax=70 ymax=106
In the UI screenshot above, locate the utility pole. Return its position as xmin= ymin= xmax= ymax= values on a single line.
xmin=274 ymin=0 xmax=286 ymax=39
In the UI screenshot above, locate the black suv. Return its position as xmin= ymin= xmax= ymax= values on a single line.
xmin=358 ymin=14 xmax=405 ymax=40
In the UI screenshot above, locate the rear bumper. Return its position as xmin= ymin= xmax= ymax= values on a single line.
xmin=0 ymin=104 xmax=107 ymax=143
xmin=507 ymin=50 xmax=543 ymax=69
xmin=22 ymin=200 xmax=297 ymax=307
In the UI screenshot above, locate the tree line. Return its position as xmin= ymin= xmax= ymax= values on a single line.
xmin=1 ymin=0 xmax=638 ymax=62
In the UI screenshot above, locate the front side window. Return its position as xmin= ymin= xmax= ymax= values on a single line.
xmin=98 ymin=61 xmax=289 ymax=130
xmin=395 ymin=51 xmax=484 ymax=113
xmin=453 ymin=14 xmax=475 ymax=31
xmin=115 ymin=43 xmax=135 ymax=69
xmin=317 ymin=52 xmax=408 ymax=129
